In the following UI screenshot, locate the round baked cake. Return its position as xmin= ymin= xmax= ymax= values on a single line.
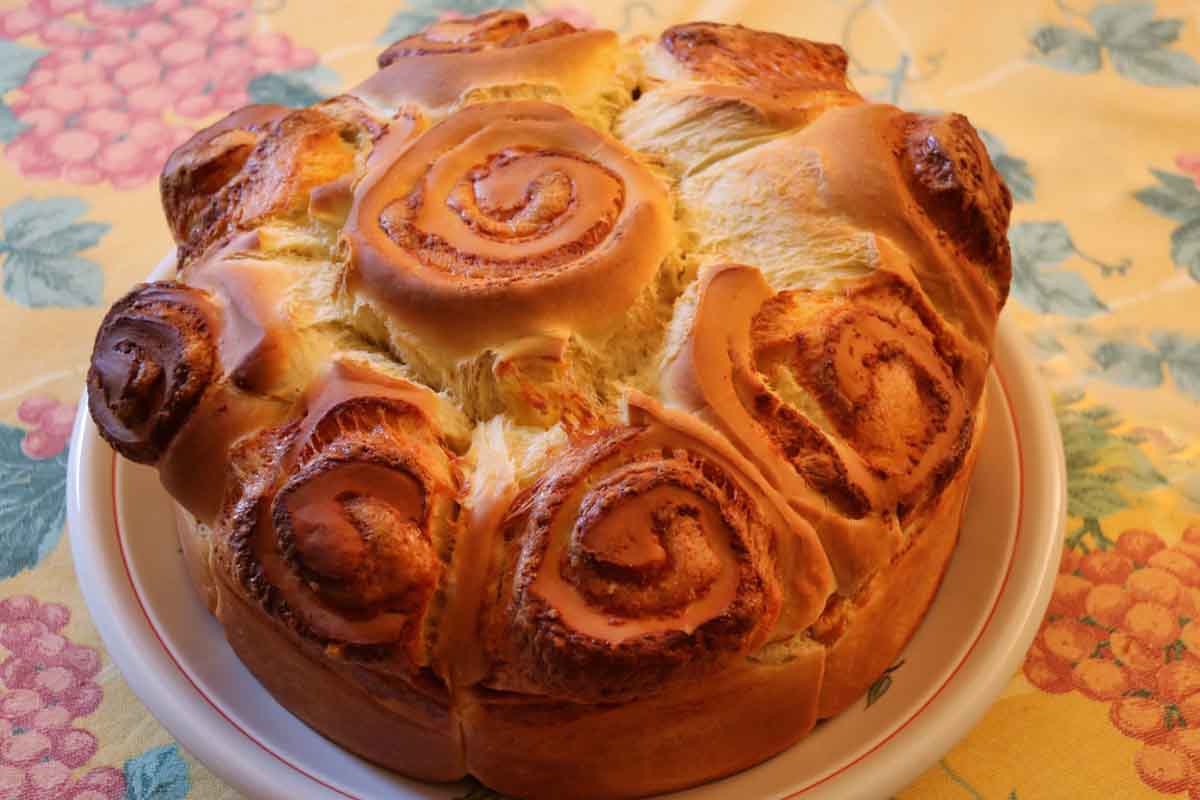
xmin=85 ymin=11 xmax=1013 ymax=800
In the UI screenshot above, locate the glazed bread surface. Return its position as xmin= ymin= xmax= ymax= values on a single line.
xmin=88 ymin=11 xmax=1012 ymax=800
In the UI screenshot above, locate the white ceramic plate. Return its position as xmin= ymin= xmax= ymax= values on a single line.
xmin=67 ymin=262 xmax=1065 ymax=800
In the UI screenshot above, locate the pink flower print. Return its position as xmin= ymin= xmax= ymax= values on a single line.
xmin=0 ymin=595 xmax=129 ymax=800
xmin=1177 ymin=153 xmax=1200 ymax=188
xmin=15 ymin=395 xmax=72 ymax=460
xmin=2 ymin=0 xmax=322 ymax=189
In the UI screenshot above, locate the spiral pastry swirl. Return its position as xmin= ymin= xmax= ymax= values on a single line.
xmin=753 ymin=274 xmax=974 ymax=519
xmin=343 ymin=100 xmax=673 ymax=357
xmin=663 ymin=261 xmax=974 ymax=591
xmin=219 ymin=359 xmax=462 ymax=667
xmin=87 ymin=282 xmax=220 ymax=465
xmin=487 ymin=396 xmax=833 ymax=703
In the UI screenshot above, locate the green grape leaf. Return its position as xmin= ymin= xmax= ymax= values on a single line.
xmin=1110 ymin=47 xmax=1200 ymax=87
xmin=1 ymin=197 xmax=108 ymax=308
xmin=1090 ymin=340 xmax=1165 ymax=388
xmin=1154 ymin=332 xmax=1200 ymax=399
xmin=1169 ymin=218 xmax=1200 ymax=280
xmin=1029 ymin=25 xmax=1103 ymax=73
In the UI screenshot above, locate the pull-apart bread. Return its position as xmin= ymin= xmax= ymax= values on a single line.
xmin=87 ymin=11 xmax=1012 ymax=799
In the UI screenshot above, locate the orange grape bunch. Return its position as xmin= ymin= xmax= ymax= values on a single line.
xmin=1024 ymin=524 xmax=1200 ymax=796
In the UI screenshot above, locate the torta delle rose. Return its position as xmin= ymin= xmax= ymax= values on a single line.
xmin=86 ymin=11 xmax=1013 ymax=799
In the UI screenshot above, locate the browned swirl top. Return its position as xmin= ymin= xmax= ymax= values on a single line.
xmin=662 ymin=260 xmax=976 ymax=592
xmin=343 ymin=100 xmax=673 ymax=357
xmin=87 ymin=282 xmax=219 ymax=465
xmin=483 ymin=396 xmax=833 ymax=703
xmin=779 ymin=104 xmax=1011 ymax=370
xmin=217 ymin=358 xmax=461 ymax=669
xmin=165 ymin=97 xmax=384 ymax=266
xmin=161 ymin=104 xmax=287 ymax=252
xmin=752 ymin=269 xmax=974 ymax=521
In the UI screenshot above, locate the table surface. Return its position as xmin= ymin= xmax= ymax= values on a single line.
xmin=2 ymin=0 xmax=1199 ymax=798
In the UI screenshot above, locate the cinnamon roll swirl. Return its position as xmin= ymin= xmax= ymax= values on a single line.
xmin=87 ymin=235 xmax=330 ymax=521
xmin=204 ymin=358 xmax=468 ymax=780
xmin=342 ymin=100 xmax=673 ymax=360
xmin=87 ymin=281 xmax=220 ymax=465
xmin=215 ymin=356 xmax=464 ymax=666
xmin=85 ymin=13 xmax=1017 ymax=796
xmin=663 ymin=259 xmax=976 ymax=591
xmin=483 ymin=395 xmax=833 ymax=704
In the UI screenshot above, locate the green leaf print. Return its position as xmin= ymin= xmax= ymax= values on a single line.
xmin=0 ymin=197 xmax=108 ymax=308
xmin=1134 ymin=169 xmax=1200 ymax=223
xmin=1153 ymin=332 xmax=1200 ymax=400
xmin=979 ymin=130 xmax=1035 ymax=203
xmin=1009 ymin=222 xmax=1107 ymax=316
xmin=1030 ymin=1 xmax=1200 ymax=86
xmin=1090 ymin=340 xmax=1164 ymax=388
xmin=1030 ymin=25 xmax=1103 ymax=72
xmin=1135 ymin=168 xmax=1200 ymax=280
xmin=1057 ymin=393 xmax=1166 ymax=552
xmin=1169 ymin=219 xmax=1200 ymax=279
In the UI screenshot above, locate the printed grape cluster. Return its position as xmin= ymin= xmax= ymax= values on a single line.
xmin=16 ymin=394 xmax=74 ymax=460
xmin=0 ymin=0 xmax=318 ymax=187
xmin=0 ymin=594 xmax=124 ymax=799
xmin=1025 ymin=524 xmax=1200 ymax=796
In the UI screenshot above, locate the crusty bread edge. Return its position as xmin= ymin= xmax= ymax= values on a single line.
xmin=817 ymin=398 xmax=987 ymax=718
xmin=173 ymin=511 xmax=467 ymax=782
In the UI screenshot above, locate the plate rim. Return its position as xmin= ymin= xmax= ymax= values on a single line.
xmin=67 ymin=313 xmax=1065 ymax=800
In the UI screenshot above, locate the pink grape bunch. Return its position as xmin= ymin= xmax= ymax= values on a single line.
xmin=16 ymin=394 xmax=73 ymax=460
xmin=1 ymin=0 xmax=318 ymax=188
xmin=0 ymin=595 xmax=123 ymax=800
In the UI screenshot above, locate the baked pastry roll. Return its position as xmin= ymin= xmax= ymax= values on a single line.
xmin=87 ymin=12 xmax=1013 ymax=799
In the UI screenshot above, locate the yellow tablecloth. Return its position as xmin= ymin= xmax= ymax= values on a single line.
xmin=1 ymin=0 xmax=1198 ymax=797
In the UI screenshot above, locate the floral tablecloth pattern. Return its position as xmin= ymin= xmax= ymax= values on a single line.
xmin=0 ymin=0 xmax=1198 ymax=797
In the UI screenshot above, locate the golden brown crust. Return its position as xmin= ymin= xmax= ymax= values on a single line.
xmin=161 ymin=105 xmax=287 ymax=251
xmin=343 ymin=100 xmax=673 ymax=359
xmin=659 ymin=22 xmax=851 ymax=95
xmin=481 ymin=396 xmax=833 ymax=704
xmin=377 ymin=10 xmax=580 ymax=68
xmin=214 ymin=576 xmax=465 ymax=781
xmin=355 ymin=12 xmax=617 ymax=115
xmin=87 ymin=281 xmax=220 ymax=464
xmin=89 ymin=12 xmax=1017 ymax=797
xmin=737 ymin=104 xmax=1011 ymax=378
xmin=661 ymin=254 xmax=982 ymax=603
xmin=902 ymin=113 xmax=1013 ymax=299
xmin=752 ymin=270 xmax=974 ymax=522
xmin=213 ymin=358 xmax=462 ymax=673
xmin=461 ymin=645 xmax=825 ymax=800
xmin=660 ymin=22 xmax=859 ymax=129
xmin=167 ymin=97 xmax=384 ymax=265
xmin=814 ymin=404 xmax=983 ymax=717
